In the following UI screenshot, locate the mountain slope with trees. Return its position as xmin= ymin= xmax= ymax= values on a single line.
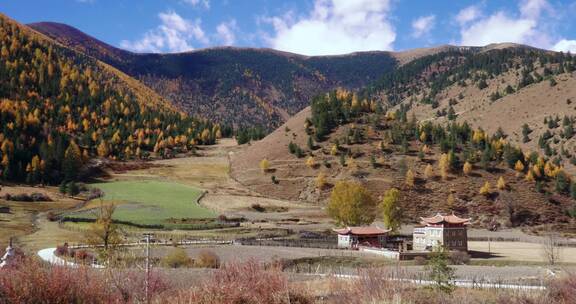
xmin=231 ymin=85 xmax=576 ymax=234
xmin=360 ymin=47 xmax=576 ymax=173
xmin=29 ymin=22 xmax=400 ymax=131
xmin=0 ymin=14 xmax=220 ymax=185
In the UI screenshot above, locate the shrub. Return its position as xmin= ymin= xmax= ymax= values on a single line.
xmin=59 ymin=182 xmax=67 ymax=194
xmin=196 ymin=250 xmax=220 ymax=268
xmin=162 ymin=248 xmax=192 ymax=268
xmin=548 ymin=275 xmax=576 ymax=303
xmin=414 ymin=256 xmax=427 ymax=265
xmin=46 ymin=212 xmax=58 ymax=222
xmin=176 ymin=260 xmax=312 ymax=304
xmin=55 ymin=244 xmax=69 ymax=257
xmin=87 ymin=188 xmax=104 ymax=200
xmin=74 ymin=250 xmax=92 ymax=262
xmin=0 ymin=258 xmax=168 ymax=303
xmin=30 ymin=192 xmax=52 ymax=201
xmin=251 ymin=203 xmax=265 ymax=212
xmin=66 ymin=182 xmax=80 ymax=196
xmin=449 ymin=251 xmax=470 ymax=265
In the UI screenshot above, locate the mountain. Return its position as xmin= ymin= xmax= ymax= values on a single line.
xmin=359 ymin=46 xmax=576 ymax=172
xmin=29 ymin=22 xmax=400 ymax=130
xmin=0 ymin=14 xmax=218 ymax=185
xmin=230 ymin=47 xmax=576 ymax=232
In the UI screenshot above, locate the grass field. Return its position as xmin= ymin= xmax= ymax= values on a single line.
xmin=66 ymin=180 xmax=216 ymax=226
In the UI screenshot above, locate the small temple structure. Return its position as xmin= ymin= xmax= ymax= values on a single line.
xmin=413 ymin=213 xmax=471 ymax=252
xmin=0 ymin=238 xmax=16 ymax=268
xmin=334 ymin=226 xmax=390 ymax=249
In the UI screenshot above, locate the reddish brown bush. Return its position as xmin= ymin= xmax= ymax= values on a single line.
xmin=46 ymin=211 xmax=58 ymax=222
xmin=172 ymin=260 xmax=312 ymax=304
xmin=54 ymin=244 xmax=69 ymax=257
xmin=548 ymin=274 xmax=576 ymax=304
xmin=0 ymin=258 xmax=169 ymax=303
xmin=74 ymin=250 xmax=92 ymax=262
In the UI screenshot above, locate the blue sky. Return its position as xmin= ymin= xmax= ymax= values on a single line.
xmin=2 ymin=0 xmax=576 ymax=55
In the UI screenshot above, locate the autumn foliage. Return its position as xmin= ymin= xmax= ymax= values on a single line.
xmin=0 ymin=16 xmax=220 ymax=185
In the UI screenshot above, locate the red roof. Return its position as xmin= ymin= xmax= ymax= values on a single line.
xmin=420 ymin=213 xmax=471 ymax=225
xmin=333 ymin=226 xmax=390 ymax=235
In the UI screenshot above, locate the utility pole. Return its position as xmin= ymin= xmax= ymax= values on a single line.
xmin=143 ymin=233 xmax=153 ymax=304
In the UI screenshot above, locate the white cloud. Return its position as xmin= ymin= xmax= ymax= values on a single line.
xmin=460 ymin=12 xmax=536 ymax=46
xmin=457 ymin=0 xmax=555 ymax=48
xmin=455 ymin=5 xmax=482 ymax=25
xmin=519 ymin=0 xmax=551 ymax=19
xmin=553 ymin=39 xmax=576 ymax=53
xmin=411 ymin=15 xmax=435 ymax=38
xmin=262 ymin=0 xmax=396 ymax=56
xmin=181 ymin=0 xmax=209 ymax=9
xmin=120 ymin=11 xmax=207 ymax=53
xmin=216 ymin=20 xmax=238 ymax=45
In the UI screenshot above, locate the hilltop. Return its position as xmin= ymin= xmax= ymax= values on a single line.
xmin=29 ymin=22 xmax=399 ymax=130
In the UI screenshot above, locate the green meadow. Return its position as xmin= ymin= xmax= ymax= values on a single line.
xmin=66 ymin=180 xmax=216 ymax=227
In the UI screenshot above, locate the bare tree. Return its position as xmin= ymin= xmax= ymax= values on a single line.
xmin=542 ymin=228 xmax=562 ymax=266
xmin=87 ymin=200 xmax=123 ymax=260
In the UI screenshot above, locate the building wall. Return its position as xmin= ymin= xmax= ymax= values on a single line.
xmin=412 ymin=226 xmax=468 ymax=252
xmin=443 ymin=227 xmax=468 ymax=251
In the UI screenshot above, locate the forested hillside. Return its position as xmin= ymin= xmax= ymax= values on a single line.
xmin=232 ymin=89 xmax=576 ymax=232
xmin=361 ymin=47 xmax=576 ymax=172
xmin=29 ymin=22 xmax=398 ymax=131
xmin=0 ymin=15 xmax=220 ymax=185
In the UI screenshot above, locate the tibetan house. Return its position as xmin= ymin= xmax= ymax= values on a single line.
xmin=413 ymin=213 xmax=470 ymax=252
xmin=334 ymin=226 xmax=390 ymax=249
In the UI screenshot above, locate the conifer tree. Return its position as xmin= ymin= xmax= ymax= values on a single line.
xmin=405 ymin=169 xmax=415 ymax=189
xmin=62 ymin=141 xmax=82 ymax=181
xmin=497 ymin=176 xmax=507 ymax=190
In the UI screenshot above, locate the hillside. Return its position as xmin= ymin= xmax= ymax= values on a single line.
xmin=231 ymin=90 xmax=576 ymax=234
xmin=0 ymin=14 xmax=219 ymax=185
xmin=364 ymin=47 xmax=576 ymax=173
xmin=29 ymin=22 xmax=399 ymax=130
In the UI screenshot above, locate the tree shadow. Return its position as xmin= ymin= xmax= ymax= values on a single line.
xmin=468 ymin=250 xmax=504 ymax=259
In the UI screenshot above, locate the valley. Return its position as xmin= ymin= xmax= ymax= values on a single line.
xmin=1 ymin=6 xmax=576 ymax=303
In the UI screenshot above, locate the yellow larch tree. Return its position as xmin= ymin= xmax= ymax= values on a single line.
xmin=424 ymin=164 xmax=434 ymax=179
xmin=479 ymin=181 xmax=491 ymax=196
xmin=259 ymin=158 xmax=270 ymax=173
xmin=405 ymin=169 xmax=415 ymax=189
xmin=463 ymin=161 xmax=472 ymax=176
xmin=306 ymin=156 xmax=316 ymax=168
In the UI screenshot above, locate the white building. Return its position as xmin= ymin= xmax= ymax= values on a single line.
xmin=413 ymin=213 xmax=470 ymax=252
xmin=334 ymin=226 xmax=390 ymax=249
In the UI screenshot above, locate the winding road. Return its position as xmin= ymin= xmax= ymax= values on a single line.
xmin=37 ymin=247 xmax=104 ymax=268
